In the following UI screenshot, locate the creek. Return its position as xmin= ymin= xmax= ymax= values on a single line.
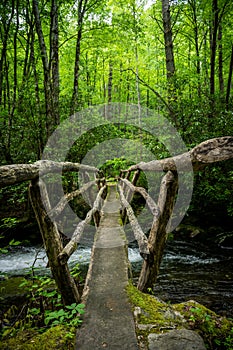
xmin=0 ymin=238 xmax=232 ymax=317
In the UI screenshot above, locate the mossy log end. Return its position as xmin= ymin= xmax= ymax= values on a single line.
xmin=127 ymin=136 xmax=233 ymax=173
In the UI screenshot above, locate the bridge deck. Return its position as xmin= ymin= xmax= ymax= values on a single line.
xmin=76 ymin=185 xmax=139 ymax=349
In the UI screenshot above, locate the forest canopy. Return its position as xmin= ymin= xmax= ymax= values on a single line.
xmin=0 ymin=0 xmax=233 ymax=219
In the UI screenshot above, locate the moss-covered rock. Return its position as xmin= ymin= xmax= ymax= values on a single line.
xmin=126 ymin=283 xmax=233 ymax=350
xmin=0 ymin=325 xmax=75 ymax=349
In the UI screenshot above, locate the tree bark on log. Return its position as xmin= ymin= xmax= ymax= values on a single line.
xmin=120 ymin=178 xmax=160 ymax=217
xmin=48 ymin=180 xmax=96 ymax=220
xmin=117 ymin=184 xmax=150 ymax=260
xmin=137 ymin=171 xmax=178 ymax=292
xmin=1 ymin=137 xmax=232 ymax=188
xmin=121 ymin=169 xmax=141 ymax=223
xmin=58 ymin=185 xmax=107 ymax=265
xmin=29 ymin=178 xmax=80 ymax=305
xmin=127 ymin=137 xmax=233 ymax=173
xmin=0 ymin=160 xmax=98 ymax=187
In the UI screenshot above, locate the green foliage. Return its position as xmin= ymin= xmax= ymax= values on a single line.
xmin=189 ymin=162 xmax=233 ymax=225
xmin=1 ymin=268 xmax=84 ymax=342
xmin=0 ymin=236 xmax=21 ymax=254
xmin=0 ymin=218 xmax=20 ymax=230
xmin=44 ymin=303 xmax=85 ymax=328
xmin=100 ymin=157 xmax=133 ymax=178
xmin=178 ymin=303 xmax=233 ymax=350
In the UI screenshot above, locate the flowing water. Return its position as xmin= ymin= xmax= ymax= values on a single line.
xmin=0 ymin=238 xmax=232 ymax=317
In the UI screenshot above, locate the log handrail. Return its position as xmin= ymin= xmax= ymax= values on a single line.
xmin=58 ymin=184 xmax=107 ymax=265
xmin=0 ymin=160 xmax=98 ymax=187
xmin=48 ymin=180 xmax=97 ymax=220
xmin=122 ymin=136 xmax=233 ymax=173
xmin=119 ymin=178 xmax=160 ymax=217
xmin=1 ymin=136 xmax=233 ymax=300
xmin=117 ymin=183 xmax=150 ymax=260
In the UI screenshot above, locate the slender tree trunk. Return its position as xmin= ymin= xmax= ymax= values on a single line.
xmin=31 ymin=27 xmax=44 ymax=158
xmin=161 ymin=0 xmax=177 ymax=123
xmin=210 ymin=0 xmax=219 ymax=97
xmin=189 ymin=0 xmax=201 ymax=96
xmin=33 ymin=0 xmax=60 ymax=137
xmin=50 ymin=0 xmax=60 ymax=126
xmin=108 ymin=61 xmax=113 ymax=103
xmin=71 ymin=0 xmax=88 ymax=113
xmin=218 ymin=24 xmax=224 ymax=94
xmin=11 ymin=0 xmax=19 ymax=118
xmin=226 ymin=45 xmax=233 ymax=110
xmin=85 ymin=52 xmax=91 ymax=106
xmin=0 ymin=0 xmax=15 ymax=106
xmin=102 ymin=57 xmax=106 ymax=103
xmin=161 ymin=0 xmax=175 ymax=80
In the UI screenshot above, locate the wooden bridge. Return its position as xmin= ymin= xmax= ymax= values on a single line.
xmin=76 ymin=184 xmax=139 ymax=349
xmin=0 ymin=136 xmax=232 ymax=349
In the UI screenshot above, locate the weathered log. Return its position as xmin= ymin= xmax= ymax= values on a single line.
xmin=58 ymin=185 xmax=107 ymax=265
xmin=48 ymin=180 xmax=96 ymax=220
xmin=125 ymin=169 xmax=140 ymax=201
xmin=121 ymin=169 xmax=141 ymax=224
xmin=0 ymin=160 xmax=98 ymax=187
xmin=137 ymin=171 xmax=178 ymax=292
xmin=120 ymin=178 xmax=160 ymax=217
xmin=191 ymin=136 xmax=233 ymax=163
xmin=117 ymin=184 xmax=150 ymax=259
xmin=126 ymin=136 xmax=233 ymax=173
xmin=29 ymin=178 xmax=80 ymax=304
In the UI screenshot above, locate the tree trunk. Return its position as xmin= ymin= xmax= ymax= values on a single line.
xmin=188 ymin=0 xmax=201 ymax=96
xmin=108 ymin=61 xmax=113 ymax=103
xmin=210 ymin=0 xmax=218 ymax=97
xmin=161 ymin=0 xmax=175 ymax=80
xmin=29 ymin=178 xmax=80 ymax=305
xmin=71 ymin=0 xmax=88 ymax=113
xmin=50 ymin=0 xmax=60 ymax=126
xmin=218 ymin=24 xmax=224 ymax=94
xmin=226 ymin=45 xmax=233 ymax=110
xmin=32 ymin=0 xmax=60 ymax=137
xmin=161 ymin=0 xmax=177 ymax=123
xmin=0 ymin=0 xmax=15 ymax=106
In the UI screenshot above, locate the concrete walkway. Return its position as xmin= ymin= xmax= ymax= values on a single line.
xmin=76 ymin=185 xmax=139 ymax=349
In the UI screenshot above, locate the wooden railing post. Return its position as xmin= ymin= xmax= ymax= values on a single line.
xmin=137 ymin=171 xmax=178 ymax=292
xmin=29 ymin=178 xmax=80 ymax=305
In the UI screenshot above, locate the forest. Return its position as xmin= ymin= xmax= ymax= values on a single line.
xmin=0 ymin=0 xmax=233 ymax=214
xmin=0 ymin=0 xmax=233 ymax=349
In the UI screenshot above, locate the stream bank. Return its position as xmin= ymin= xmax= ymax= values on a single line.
xmin=0 ymin=234 xmax=233 ymax=318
